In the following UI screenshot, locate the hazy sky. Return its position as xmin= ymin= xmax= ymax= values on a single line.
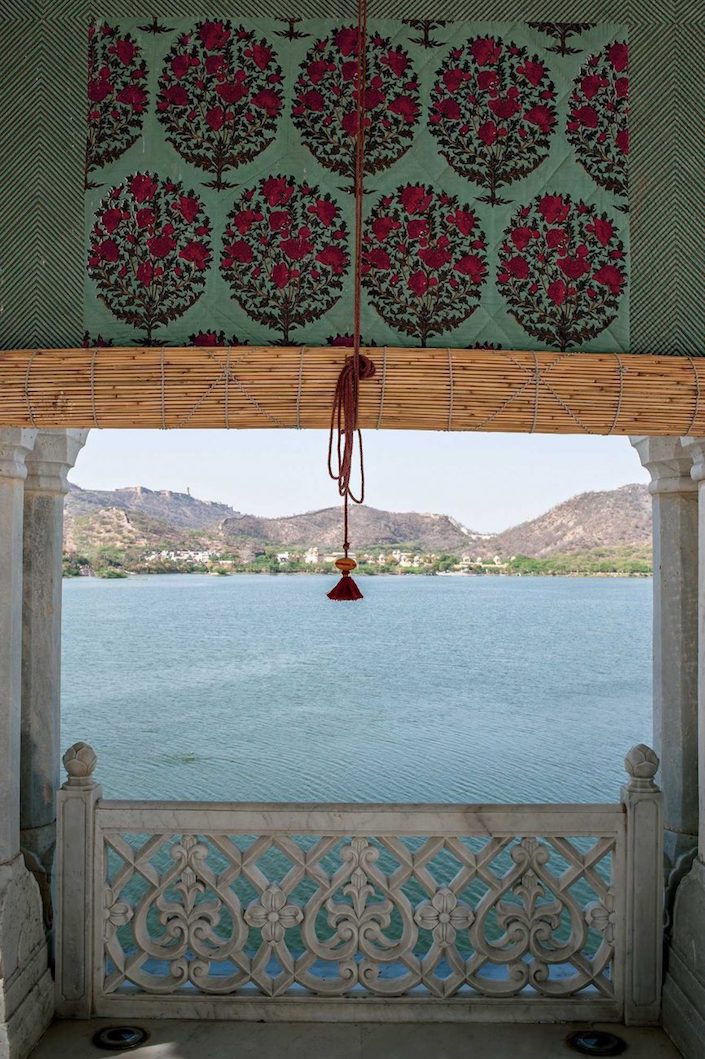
xmin=69 ymin=430 xmax=648 ymax=533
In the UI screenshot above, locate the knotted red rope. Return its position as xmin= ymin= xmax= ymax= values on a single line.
xmin=327 ymin=0 xmax=375 ymax=601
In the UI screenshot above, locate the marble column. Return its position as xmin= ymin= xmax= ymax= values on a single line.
xmin=0 ymin=429 xmax=54 ymax=1059
xmin=20 ymin=431 xmax=88 ymax=883
xmin=662 ymin=436 xmax=705 ymax=1057
xmin=630 ymin=437 xmax=699 ymax=867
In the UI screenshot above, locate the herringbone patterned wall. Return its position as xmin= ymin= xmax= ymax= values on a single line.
xmin=1 ymin=1 xmax=702 ymax=354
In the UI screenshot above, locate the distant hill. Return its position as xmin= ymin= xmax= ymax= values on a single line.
xmin=64 ymin=482 xmax=651 ymax=564
xmin=221 ymin=506 xmax=482 ymax=553
xmin=493 ymin=483 xmax=651 ymax=558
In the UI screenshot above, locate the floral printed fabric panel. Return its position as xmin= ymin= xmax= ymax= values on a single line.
xmin=84 ymin=18 xmax=629 ymax=351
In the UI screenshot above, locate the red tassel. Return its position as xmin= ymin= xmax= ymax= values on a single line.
xmin=328 ymin=557 xmax=363 ymax=601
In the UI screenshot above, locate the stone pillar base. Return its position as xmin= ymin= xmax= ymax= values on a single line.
xmin=663 ymin=858 xmax=705 ymax=1058
xmin=0 ymin=855 xmax=53 ymax=1059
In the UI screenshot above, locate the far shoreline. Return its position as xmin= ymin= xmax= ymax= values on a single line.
xmin=63 ymin=567 xmax=652 ymax=581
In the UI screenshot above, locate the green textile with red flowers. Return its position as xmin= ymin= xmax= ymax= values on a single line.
xmin=84 ymin=18 xmax=628 ymax=352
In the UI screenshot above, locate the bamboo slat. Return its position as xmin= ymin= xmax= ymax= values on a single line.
xmin=0 ymin=345 xmax=703 ymax=435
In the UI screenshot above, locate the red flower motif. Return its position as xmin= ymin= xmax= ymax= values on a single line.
xmin=430 ymin=35 xmax=557 ymax=204
xmin=250 ymin=42 xmax=273 ymax=70
xmin=116 ymin=85 xmax=147 ymax=108
xmin=477 ymin=121 xmax=498 ymax=146
xmin=85 ymin=23 xmax=148 ymax=186
xmin=448 ymin=208 xmax=478 ymax=236
xmin=221 ymin=176 xmax=350 ymax=342
xmin=252 ymin=89 xmax=281 ymax=117
xmin=178 ymin=195 xmax=200 ymax=223
xmin=506 ymin=256 xmax=530 ymax=279
xmin=311 ymin=199 xmax=338 ymax=226
xmin=130 ymin=173 xmax=158 ymax=203
xmin=157 ymin=21 xmax=283 ymax=190
xmin=268 ymin=211 xmax=291 ymax=232
xmin=588 ymin=217 xmax=614 ymax=246
xmin=199 ymin=21 xmax=230 ymax=51
xmin=280 ymin=237 xmax=314 ymax=261
xmin=135 ymin=207 xmax=155 ymax=228
xmin=88 ymin=173 xmax=212 ymax=341
xmin=517 ymin=59 xmax=545 ymax=86
xmin=188 ymin=330 xmax=245 ymax=347
xmin=292 ymin=27 xmax=420 ymax=193
xmin=497 ymin=193 xmax=627 ymax=350
xmin=135 ymin=260 xmax=154 ymax=285
xmin=472 ymin=37 xmax=502 ymax=66
xmin=408 ymin=270 xmax=429 ymax=296
xmin=179 ymin=241 xmax=210 ymax=270
xmin=454 ymin=255 xmax=485 ymax=283
xmin=335 ymin=27 xmax=359 ymax=55
xmin=524 ymin=104 xmax=554 ymax=134
xmin=538 ymin=194 xmax=570 ymax=225
xmin=547 ymin=279 xmax=567 ymax=305
xmin=205 ymin=106 xmax=225 ymax=131
xmin=593 ymin=263 xmax=626 ymax=296
xmin=418 ymin=246 xmax=452 ymax=269
xmin=388 ymin=96 xmax=419 ymax=122
xmin=316 ymin=245 xmax=348 ymax=273
xmin=262 ymin=176 xmax=293 ymax=207
xmin=97 ymin=239 xmax=120 ymax=262
xmin=226 ymin=240 xmax=253 ymax=263
xmin=147 ymin=233 xmax=175 ymax=258
xmin=607 ymin=42 xmax=629 ymax=72
xmin=511 ymin=227 xmax=533 ymax=251
xmin=363 ymin=183 xmax=487 ymax=345
xmin=113 ymin=38 xmax=135 ymax=66
xmin=567 ymin=40 xmax=628 ymax=199
xmin=101 ymin=208 xmax=123 ymax=233
xmin=400 ymin=185 xmax=433 ymax=214
xmin=559 ymin=256 xmax=591 ymax=280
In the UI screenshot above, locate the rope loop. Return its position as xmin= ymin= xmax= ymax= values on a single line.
xmin=24 ymin=350 xmax=39 ymax=427
xmin=685 ymin=355 xmax=701 ymax=436
xmin=530 ymin=351 xmax=540 ymax=433
xmin=607 ymin=353 xmax=627 ymax=435
xmin=376 ymin=346 xmax=387 ymax=429
xmin=296 ymin=346 xmax=306 ymax=429
xmin=90 ymin=347 xmax=101 ymax=428
xmin=224 ymin=349 xmax=231 ymax=429
xmin=326 ymin=0 xmax=373 ymax=563
xmin=447 ymin=348 xmax=454 ymax=431
xmin=159 ymin=347 xmax=167 ymax=430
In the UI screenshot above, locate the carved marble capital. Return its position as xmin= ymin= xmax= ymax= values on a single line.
xmin=24 ymin=430 xmax=89 ymax=495
xmin=681 ymin=436 xmax=705 ymax=485
xmin=0 ymin=429 xmax=37 ymax=481
xmin=630 ymin=436 xmax=697 ymax=495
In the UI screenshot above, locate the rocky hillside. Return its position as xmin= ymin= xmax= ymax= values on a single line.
xmin=221 ymin=506 xmax=481 ymax=552
xmin=64 ymin=481 xmax=651 ymax=561
xmin=493 ymin=484 xmax=651 ymax=558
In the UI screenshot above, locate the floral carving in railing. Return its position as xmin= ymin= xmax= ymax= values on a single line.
xmin=100 ymin=826 xmax=619 ymax=999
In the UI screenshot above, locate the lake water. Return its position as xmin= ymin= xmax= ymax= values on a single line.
xmin=61 ymin=574 xmax=652 ymax=805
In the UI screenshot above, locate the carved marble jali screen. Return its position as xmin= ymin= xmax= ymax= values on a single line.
xmin=101 ymin=829 xmax=619 ymax=999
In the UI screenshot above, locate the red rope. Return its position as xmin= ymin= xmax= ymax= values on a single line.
xmin=327 ymin=0 xmax=375 ymax=571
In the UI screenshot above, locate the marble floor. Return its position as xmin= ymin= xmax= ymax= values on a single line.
xmin=31 ymin=1019 xmax=682 ymax=1058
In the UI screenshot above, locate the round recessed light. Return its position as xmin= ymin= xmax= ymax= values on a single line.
xmin=92 ymin=1026 xmax=149 ymax=1051
xmin=566 ymin=1029 xmax=627 ymax=1056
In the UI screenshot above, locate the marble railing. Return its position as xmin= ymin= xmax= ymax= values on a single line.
xmin=54 ymin=743 xmax=663 ymax=1025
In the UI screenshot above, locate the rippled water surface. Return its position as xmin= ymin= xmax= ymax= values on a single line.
xmin=61 ymin=574 xmax=651 ymax=804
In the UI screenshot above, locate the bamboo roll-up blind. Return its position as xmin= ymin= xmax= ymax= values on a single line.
xmin=1 ymin=346 xmax=703 ymax=435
